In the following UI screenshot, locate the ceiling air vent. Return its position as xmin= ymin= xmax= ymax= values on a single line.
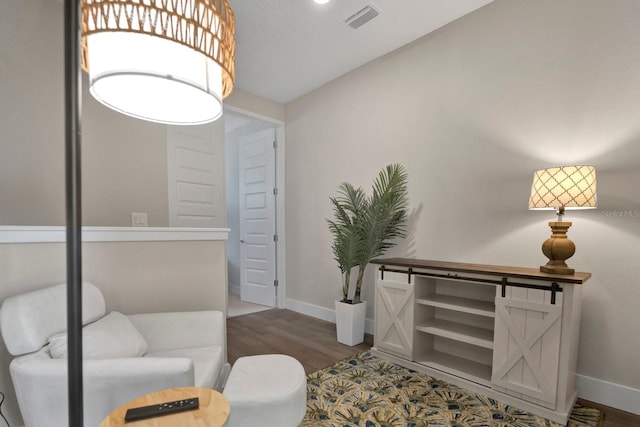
xmin=345 ymin=4 xmax=380 ymax=29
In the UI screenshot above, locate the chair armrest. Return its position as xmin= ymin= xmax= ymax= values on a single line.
xmin=84 ymin=357 xmax=194 ymax=390
xmin=127 ymin=311 xmax=226 ymax=353
xmin=11 ymin=355 xmax=194 ymax=427
xmin=84 ymin=357 xmax=195 ymax=424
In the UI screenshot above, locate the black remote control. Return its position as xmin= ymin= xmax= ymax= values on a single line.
xmin=124 ymin=397 xmax=199 ymax=422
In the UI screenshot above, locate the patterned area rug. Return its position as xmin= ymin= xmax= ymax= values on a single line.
xmin=302 ymin=352 xmax=603 ymax=427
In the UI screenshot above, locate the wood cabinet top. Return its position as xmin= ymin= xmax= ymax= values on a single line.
xmin=371 ymin=258 xmax=591 ymax=284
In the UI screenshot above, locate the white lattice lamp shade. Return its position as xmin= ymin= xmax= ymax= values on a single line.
xmin=529 ymin=165 xmax=597 ymax=211
xmin=81 ymin=0 xmax=236 ymax=125
xmin=528 ymin=165 xmax=597 ymax=275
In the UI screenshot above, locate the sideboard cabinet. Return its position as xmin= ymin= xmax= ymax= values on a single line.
xmin=370 ymin=258 xmax=590 ymax=424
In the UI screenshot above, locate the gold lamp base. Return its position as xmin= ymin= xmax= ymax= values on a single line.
xmin=540 ymin=221 xmax=576 ymax=275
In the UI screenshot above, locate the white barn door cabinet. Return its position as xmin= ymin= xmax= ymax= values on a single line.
xmin=371 ymin=258 xmax=590 ymax=424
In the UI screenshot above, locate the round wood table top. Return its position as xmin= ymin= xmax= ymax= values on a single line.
xmin=99 ymin=386 xmax=230 ymax=427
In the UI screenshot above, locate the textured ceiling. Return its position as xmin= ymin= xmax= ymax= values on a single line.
xmin=228 ymin=0 xmax=495 ymax=104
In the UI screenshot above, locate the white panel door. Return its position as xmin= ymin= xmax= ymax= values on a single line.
xmin=167 ymin=125 xmax=222 ymax=227
xmin=239 ymin=129 xmax=276 ymax=306
xmin=492 ymin=287 xmax=563 ymax=408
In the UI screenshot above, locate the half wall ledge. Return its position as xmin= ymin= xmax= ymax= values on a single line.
xmin=0 ymin=226 xmax=230 ymax=243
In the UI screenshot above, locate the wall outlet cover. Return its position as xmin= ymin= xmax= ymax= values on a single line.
xmin=131 ymin=212 xmax=148 ymax=227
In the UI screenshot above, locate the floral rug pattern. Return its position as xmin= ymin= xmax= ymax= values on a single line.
xmin=301 ymin=352 xmax=603 ymax=427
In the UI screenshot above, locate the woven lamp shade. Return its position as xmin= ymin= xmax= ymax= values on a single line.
xmin=529 ymin=165 xmax=597 ymax=210
xmin=81 ymin=0 xmax=235 ymax=125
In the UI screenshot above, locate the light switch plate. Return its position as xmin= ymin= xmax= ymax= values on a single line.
xmin=131 ymin=212 xmax=148 ymax=227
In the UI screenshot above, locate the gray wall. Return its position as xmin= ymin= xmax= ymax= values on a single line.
xmin=0 ymin=0 xmax=65 ymax=225
xmin=285 ymin=0 xmax=640 ymax=395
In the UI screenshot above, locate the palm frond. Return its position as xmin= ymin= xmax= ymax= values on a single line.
xmin=327 ymin=182 xmax=370 ymax=300
xmin=357 ymin=164 xmax=409 ymax=263
xmin=327 ymin=164 xmax=409 ymax=303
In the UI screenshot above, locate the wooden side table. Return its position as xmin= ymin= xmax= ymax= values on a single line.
xmin=99 ymin=386 xmax=230 ymax=427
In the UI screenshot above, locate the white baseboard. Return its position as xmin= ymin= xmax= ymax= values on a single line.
xmin=284 ymin=298 xmax=375 ymax=337
xmin=228 ymin=284 xmax=240 ymax=296
xmin=284 ymin=298 xmax=639 ymax=415
xmin=577 ymin=374 xmax=640 ymax=415
xmin=285 ymin=298 xmax=335 ymax=323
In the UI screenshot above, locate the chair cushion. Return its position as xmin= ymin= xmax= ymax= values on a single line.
xmin=0 ymin=282 xmax=106 ymax=356
xmin=48 ymin=311 xmax=148 ymax=359
xmin=145 ymin=346 xmax=223 ymax=388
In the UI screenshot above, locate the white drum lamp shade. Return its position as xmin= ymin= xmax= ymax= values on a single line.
xmin=81 ymin=0 xmax=236 ymax=125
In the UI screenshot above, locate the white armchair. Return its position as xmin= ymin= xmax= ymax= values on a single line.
xmin=0 ymin=282 xmax=230 ymax=427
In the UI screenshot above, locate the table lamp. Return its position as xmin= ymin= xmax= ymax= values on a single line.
xmin=529 ymin=165 xmax=597 ymax=274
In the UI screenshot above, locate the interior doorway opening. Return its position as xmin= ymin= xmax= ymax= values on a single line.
xmin=224 ymin=108 xmax=285 ymax=316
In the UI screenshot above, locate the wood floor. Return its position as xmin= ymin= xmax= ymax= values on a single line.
xmin=227 ymin=307 xmax=373 ymax=374
xmin=227 ymin=309 xmax=639 ymax=427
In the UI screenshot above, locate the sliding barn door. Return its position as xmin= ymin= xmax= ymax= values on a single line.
xmin=375 ymin=271 xmax=414 ymax=359
xmin=491 ymin=287 xmax=562 ymax=408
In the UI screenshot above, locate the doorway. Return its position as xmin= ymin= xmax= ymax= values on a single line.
xmin=224 ymin=108 xmax=285 ymax=314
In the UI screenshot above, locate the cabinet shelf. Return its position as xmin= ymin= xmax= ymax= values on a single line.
xmin=416 ymin=319 xmax=494 ymax=349
xmin=416 ymin=295 xmax=495 ymax=318
xmin=414 ymin=350 xmax=492 ymax=385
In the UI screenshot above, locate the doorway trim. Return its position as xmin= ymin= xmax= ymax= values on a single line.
xmin=225 ymin=105 xmax=286 ymax=309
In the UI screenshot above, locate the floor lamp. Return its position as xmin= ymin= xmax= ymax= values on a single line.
xmin=63 ymin=1 xmax=83 ymax=425
xmin=63 ymin=1 xmax=235 ymax=425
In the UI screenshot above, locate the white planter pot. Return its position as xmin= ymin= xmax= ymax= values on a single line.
xmin=335 ymin=300 xmax=367 ymax=346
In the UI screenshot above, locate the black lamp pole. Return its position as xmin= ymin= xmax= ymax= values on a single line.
xmin=64 ymin=0 xmax=84 ymax=426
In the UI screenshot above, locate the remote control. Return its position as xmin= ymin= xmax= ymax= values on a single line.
xmin=124 ymin=397 xmax=199 ymax=422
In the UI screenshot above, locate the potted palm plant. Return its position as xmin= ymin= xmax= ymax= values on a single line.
xmin=327 ymin=163 xmax=409 ymax=345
